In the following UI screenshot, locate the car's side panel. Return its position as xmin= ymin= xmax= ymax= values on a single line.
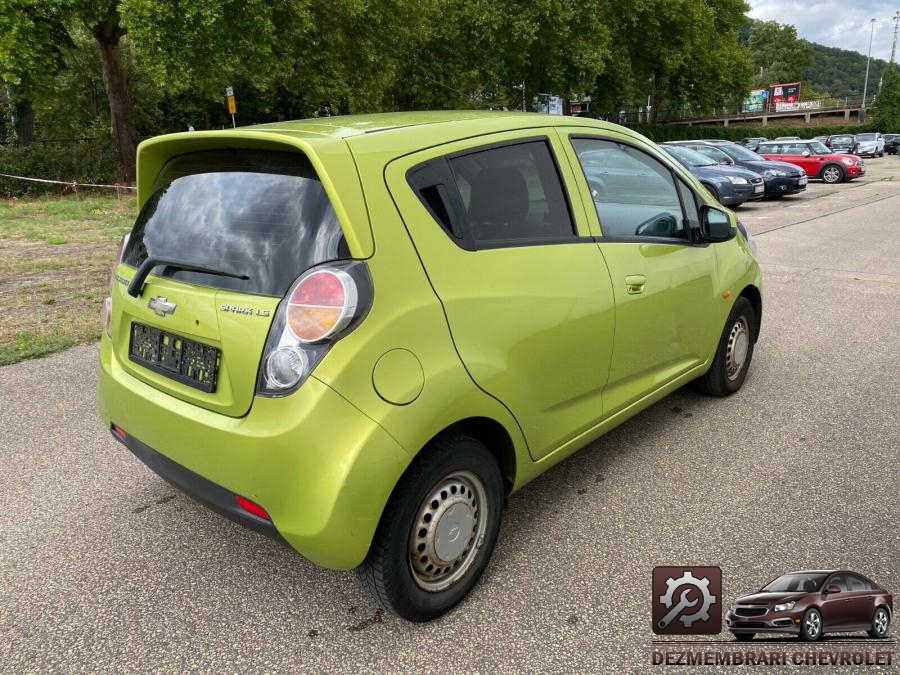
xmin=379 ymin=129 xmax=617 ymax=462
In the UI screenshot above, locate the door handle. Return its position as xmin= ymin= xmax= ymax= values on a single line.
xmin=625 ymin=275 xmax=646 ymax=294
xmin=845 ymin=599 xmax=851 ymax=603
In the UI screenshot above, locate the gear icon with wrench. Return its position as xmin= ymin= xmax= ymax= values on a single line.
xmin=659 ymin=570 xmax=717 ymax=628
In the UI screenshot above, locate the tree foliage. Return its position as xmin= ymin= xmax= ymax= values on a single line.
xmin=873 ymin=71 xmax=900 ymax=130
xmin=747 ymin=20 xmax=812 ymax=88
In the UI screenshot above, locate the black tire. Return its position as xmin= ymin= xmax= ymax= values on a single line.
xmin=867 ymin=607 xmax=891 ymax=638
xmin=800 ymin=608 xmax=824 ymax=642
xmin=696 ymin=296 xmax=756 ymax=396
xmin=356 ymin=433 xmax=504 ymax=622
xmin=733 ymin=632 xmax=755 ymax=642
xmin=820 ymin=163 xmax=845 ymax=184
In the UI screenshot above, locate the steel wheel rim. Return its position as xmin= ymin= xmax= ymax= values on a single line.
xmin=823 ymin=167 xmax=840 ymax=183
xmin=806 ymin=612 xmax=820 ymax=637
xmin=725 ymin=316 xmax=750 ymax=381
xmin=874 ymin=609 xmax=888 ymax=635
xmin=408 ymin=470 xmax=488 ymax=592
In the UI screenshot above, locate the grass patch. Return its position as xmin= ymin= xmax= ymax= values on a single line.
xmin=0 ymin=331 xmax=77 ymax=367
xmin=0 ymin=193 xmax=135 ymax=366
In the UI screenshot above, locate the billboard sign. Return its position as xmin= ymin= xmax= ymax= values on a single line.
xmin=742 ymin=89 xmax=767 ymax=113
xmin=769 ymin=82 xmax=801 ymax=111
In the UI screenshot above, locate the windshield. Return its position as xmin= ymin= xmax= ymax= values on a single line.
xmin=810 ymin=141 xmax=831 ymax=154
xmin=831 ymin=136 xmax=853 ymax=145
xmin=857 ymin=133 xmax=876 ymax=141
xmin=721 ymin=144 xmax=765 ymax=161
xmin=123 ymin=150 xmax=348 ymax=297
xmin=663 ymin=146 xmax=717 ymax=167
xmin=760 ymin=573 xmax=828 ymax=593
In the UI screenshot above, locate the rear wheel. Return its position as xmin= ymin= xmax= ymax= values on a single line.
xmin=356 ymin=434 xmax=504 ymax=622
xmin=696 ymin=297 xmax=756 ymax=396
xmin=820 ymin=164 xmax=845 ymax=184
xmin=868 ymin=607 xmax=891 ymax=638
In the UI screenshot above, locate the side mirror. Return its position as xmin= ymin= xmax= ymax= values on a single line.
xmin=825 ymin=585 xmax=841 ymax=594
xmin=801 ymin=150 xmax=811 ymax=157
xmin=699 ymin=205 xmax=734 ymax=242
xmin=719 ymin=158 xmax=732 ymax=165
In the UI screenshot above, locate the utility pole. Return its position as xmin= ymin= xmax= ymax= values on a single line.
xmin=891 ymin=11 xmax=900 ymax=70
xmin=862 ymin=18 xmax=876 ymax=117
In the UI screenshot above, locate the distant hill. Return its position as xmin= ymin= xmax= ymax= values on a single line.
xmin=739 ymin=19 xmax=891 ymax=100
xmin=802 ymin=41 xmax=889 ymax=99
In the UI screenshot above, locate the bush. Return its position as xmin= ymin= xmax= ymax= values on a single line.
xmin=625 ymin=122 xmax=877 ymax=143
xmin=0 ymin=142 xmax=119 ymax=198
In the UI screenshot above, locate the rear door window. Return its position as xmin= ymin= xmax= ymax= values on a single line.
xmin=449 ymin=140 xmax=575 ymax=246
xmin=123 ymin=150 xmax=347 ymax=297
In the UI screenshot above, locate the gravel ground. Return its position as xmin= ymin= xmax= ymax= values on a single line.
xmin=1 ymin=158 xmax=898 ymax=673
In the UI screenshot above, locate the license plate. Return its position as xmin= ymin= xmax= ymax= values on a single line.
xmin=798 ymin=176 xmax=808 ymax=185
xmin=754 ymin=185 xmax=764 ymax=194
xmin=129 ymin=322 xmax=220 ymax=393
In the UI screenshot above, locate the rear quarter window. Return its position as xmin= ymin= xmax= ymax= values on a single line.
xmin=123 ymin=149 xmax=348 ymax=297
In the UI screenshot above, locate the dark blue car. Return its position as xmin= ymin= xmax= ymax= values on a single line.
xmin=661 ymin=145 xmax=765 ymax=207
xmin=667 ymin=140 xmax=807 ymax=198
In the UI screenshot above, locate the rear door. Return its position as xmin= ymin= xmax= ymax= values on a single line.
xmin=562 ymin=131 xmax=719 ymax=415
xmin=112 ymin=149 xmax=348 ymax=417
xmin=386 ymin=131 xmax=615 ymax=460
xmin=845 ymin=574 xmax=877 ymax=626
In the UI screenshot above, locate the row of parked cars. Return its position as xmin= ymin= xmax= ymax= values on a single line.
xmin=658 ymin=134 xmax=876 ymax=208
xmin=744 ymin=132 xmax=899 ymax=157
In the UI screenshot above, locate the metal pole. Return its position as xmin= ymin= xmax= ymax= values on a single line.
xmin=231 ymin=113 xmax=236 ymax=129
xmin=862 ymin=18 xmax=876 ymax=108
xmin=891 ymin=11 xmax=900 ymax=71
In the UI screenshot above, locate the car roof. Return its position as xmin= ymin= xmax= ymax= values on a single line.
xmin=786 ymin=570 xmax=838 ymax=574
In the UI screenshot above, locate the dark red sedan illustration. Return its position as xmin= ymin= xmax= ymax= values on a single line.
xmin=726 ymin=570 xmax=893 ymax=642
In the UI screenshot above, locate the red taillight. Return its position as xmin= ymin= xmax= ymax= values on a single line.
xmin=111 ymin=424 xmax=127 ymax=442
xmin=235 ymin=495 xmax=270 ymax=521
xmin=286 ymin=269 xmax=357 ymax=342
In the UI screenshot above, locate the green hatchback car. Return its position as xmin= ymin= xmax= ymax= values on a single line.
xmin=98 ymin=111 xmax=762 ymax=621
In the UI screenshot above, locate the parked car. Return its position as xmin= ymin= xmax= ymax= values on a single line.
xmin=884 ymin=133 xmax=900 ymax=155
xmin=97 ymin=111 xmax=763 ymax=622
xmin=741 ymin=137 xmax=768 ymax=152
xmin=661 ymin=144 xmax=765 ymax=206
xmin=854 ymin=132 xmax=885 ymax=157
xmin=757 ymin=140 xmax=865 ymax=183
xmin=667 ymin=140 xmax=807 ymax=197
xmin=773 ymin=136 xmax=800 ymax=141
xmin=727 ymin=570 xmax=893 ymax=642
xmin=826 ymin=134 xmax=859 ymax=154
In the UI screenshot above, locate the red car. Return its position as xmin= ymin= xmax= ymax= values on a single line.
xmin=726 ymin=570 xmax=893 ymax=642
xmin=757 ymin=140 xmax=865 ymax=184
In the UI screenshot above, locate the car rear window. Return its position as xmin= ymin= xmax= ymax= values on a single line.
xmin=123 ymin=149 xmax=348 ymax=297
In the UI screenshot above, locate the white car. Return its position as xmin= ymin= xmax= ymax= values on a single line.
xmin=854 ymin=132 xmax=885 ymax=157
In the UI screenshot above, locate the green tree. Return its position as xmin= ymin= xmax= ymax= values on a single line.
xmin=873 ymin=72 xmax=900 ymax=130
xmin=0 ymin=3 xmax=72 ymax=144
xmin=747 ymin=20 xmax=812 ymax=87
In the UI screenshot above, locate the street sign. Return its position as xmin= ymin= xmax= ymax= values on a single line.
xmin=225 ymin=86 xmax=237 ymax=127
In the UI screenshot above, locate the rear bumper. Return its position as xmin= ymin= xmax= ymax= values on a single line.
xmin=113 ymin=428 xmax=288 ymax=545
xmin=98 ymin=335 xmax=412 ymax=570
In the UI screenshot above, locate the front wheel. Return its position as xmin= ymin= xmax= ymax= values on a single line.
xmin=696 ymin=297 xmax=756 ymax=396
xmin=800 ymin=608 xmax=823 ymax=641
xmin=356 ymin=434 xmax=504 ymax=621
xmin=868 ymin=607 xmax=891 ymax=638
xmin=821 ymin=164 xmax=845 ymax=184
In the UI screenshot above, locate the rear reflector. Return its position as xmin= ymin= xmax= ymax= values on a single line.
xmin=235 ymin=495 xmax=271 ymax=521
xmin=111 ymin=424 xmax=127 ymax=442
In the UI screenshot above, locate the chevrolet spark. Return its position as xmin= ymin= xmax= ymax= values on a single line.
xmin=98 ymin=111 xmax=762 ymax=621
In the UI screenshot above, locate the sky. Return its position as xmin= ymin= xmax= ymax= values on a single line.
xmin=748 ymin=0 xmax=899 ymax=61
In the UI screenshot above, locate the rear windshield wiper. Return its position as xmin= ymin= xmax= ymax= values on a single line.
xmin=127 ymin=256 xmax=250 ymax=297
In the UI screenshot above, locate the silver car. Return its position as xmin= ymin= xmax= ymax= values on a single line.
xmin=855 ymin=132 xmax=885 ymax=157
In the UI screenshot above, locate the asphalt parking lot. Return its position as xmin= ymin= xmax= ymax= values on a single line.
xmin=1 ymin=157 xmax=898 ymax=673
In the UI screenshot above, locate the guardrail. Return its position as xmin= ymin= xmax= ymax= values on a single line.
xmin=612 ymin=95 xmax=877 ymax=125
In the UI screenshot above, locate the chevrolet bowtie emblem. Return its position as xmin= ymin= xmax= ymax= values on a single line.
xmin=148 ymin=296 xmax=176 ymax=316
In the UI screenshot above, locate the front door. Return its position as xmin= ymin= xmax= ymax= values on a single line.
xmin=386 ymin=131 xmax=616 ymax=460
xmin=562 ymin=132 xmax=719 ymax=415
xmin=820 ymin=574 xmax=854 ymax=628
